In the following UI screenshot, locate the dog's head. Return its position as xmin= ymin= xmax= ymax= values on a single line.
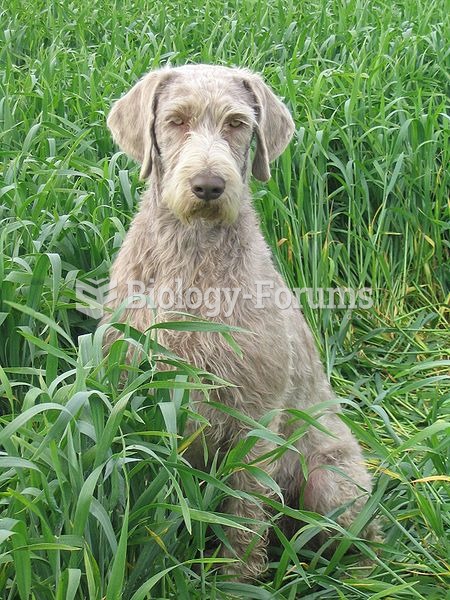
xmin=107 ymin=64 xmax=294 ymax=224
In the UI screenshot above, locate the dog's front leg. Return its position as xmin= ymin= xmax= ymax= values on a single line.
xmin=221 ymin=437 xmax=277 ymax=580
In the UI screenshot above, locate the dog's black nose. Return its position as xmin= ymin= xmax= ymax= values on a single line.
xmin=190 ymin=174 xmax=225 ymax=201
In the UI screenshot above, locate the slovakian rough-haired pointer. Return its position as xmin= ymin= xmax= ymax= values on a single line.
xmin=101 ymin=64 xmax=378 ymax=579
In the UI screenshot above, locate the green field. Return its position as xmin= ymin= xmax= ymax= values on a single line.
xmin=0 ymin=0 xmax=449 ymax=598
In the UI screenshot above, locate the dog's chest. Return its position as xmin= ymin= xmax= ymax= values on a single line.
xmin=146 ymin=219 xmax=292 ymax=390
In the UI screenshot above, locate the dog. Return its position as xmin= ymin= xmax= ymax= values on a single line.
xmin=101 ymin=64 xmax=378 ymax=579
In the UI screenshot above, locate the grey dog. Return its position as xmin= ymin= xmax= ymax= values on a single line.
xmin=102 ymin=64 xmax=378 ymax=579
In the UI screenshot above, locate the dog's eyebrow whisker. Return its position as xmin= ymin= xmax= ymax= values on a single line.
xmin=223 ymin=112 xmax=254 ymax=125
xmin=104 ymin=63 xmax=380 ymax=580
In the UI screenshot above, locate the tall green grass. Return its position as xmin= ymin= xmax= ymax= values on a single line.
xmin=0 ymin=0 xmax=449 ymax=598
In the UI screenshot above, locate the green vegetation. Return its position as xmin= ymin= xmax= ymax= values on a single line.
xmin=0 ymin=0 xmax=448 ymax=597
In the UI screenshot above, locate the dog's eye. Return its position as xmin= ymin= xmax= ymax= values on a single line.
xmin=229 ymin=119 xmax=243 ymax=128
xmin=169 ymin=117 xmax=185 ymax=126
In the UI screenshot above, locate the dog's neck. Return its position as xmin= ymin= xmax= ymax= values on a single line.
xmin=138 ymin=176 xmax=271 ymax=282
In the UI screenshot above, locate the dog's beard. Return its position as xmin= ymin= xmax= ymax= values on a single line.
xmin=162 ymin=184 xmax=241 ymax=224
xmin=160 ymin=138 xmax=244 ymax=224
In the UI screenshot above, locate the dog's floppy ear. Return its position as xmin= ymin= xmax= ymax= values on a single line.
xmin=107 ymin=70 xmax=171 ymax=180
xmin=243 ymin=73 xmax=295 ymax=182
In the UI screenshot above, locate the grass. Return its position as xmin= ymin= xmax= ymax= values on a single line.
xmin=0 ymin=0 xmax=449 ymax=597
